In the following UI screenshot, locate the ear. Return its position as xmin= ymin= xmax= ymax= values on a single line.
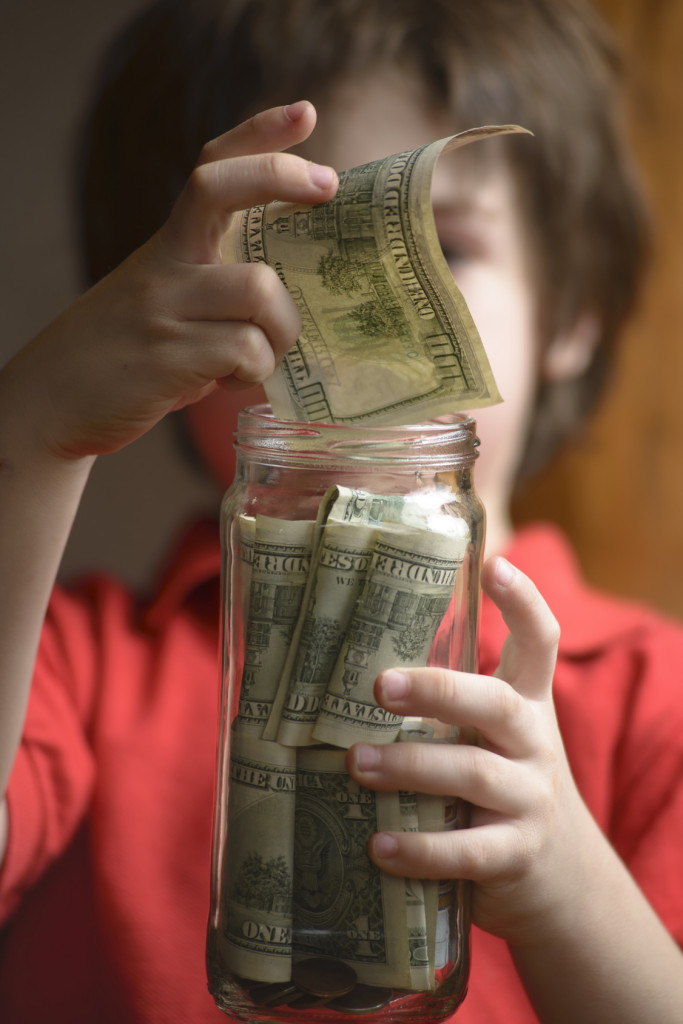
xmin=541 ymin=310 xmax=601 ymax=383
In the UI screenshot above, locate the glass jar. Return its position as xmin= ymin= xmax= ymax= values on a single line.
xmin=207 ymin=404 xmax=485 ymax=1023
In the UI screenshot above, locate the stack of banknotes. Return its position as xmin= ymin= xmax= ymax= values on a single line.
xmin=221 ymin=485 xmax=470 ymax=993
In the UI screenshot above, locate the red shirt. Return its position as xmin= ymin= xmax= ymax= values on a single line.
xmin=1 ymin=522 xmax=682 ymax=1023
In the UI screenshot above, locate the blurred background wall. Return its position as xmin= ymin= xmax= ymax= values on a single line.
xmin=514 ymin=0 xmax=683 ymax=618
xmin=2 ymin=0 xmax=683 ymax=616
xmin=0 ymin=0 xmax=220 ymax=596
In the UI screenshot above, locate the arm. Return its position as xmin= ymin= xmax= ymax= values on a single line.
xmin=0 ymin=100 xmax=338 ymax=861
xmin=347 ymin=556 xmax=683 ymax=1023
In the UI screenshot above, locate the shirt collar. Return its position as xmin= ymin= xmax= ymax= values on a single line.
xmin=141 ymin=519 xmax=222 ymax=633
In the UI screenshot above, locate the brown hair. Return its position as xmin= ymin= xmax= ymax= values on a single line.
xmin=79 ymin=0 xmax=648 ymax=480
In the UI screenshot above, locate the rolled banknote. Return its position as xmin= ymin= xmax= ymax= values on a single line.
xmin=264 ymin=486 xmax=409 ymax=742
xmin=220 ymin=733 xmax=297 ymax=983
xmin=312 ymin=523 xmax=469 ymax=748
xmin=265 ymin=486 xmax=469 ymax=744
xmin=234 ymin=516 xmax=314 ymax=737
xmin=274 ymin=520 xmax=379 ymax=747
xmin=397 ymin=722 xmax=453 ymax=976
xmin=396 ymin=788 xmax=434 ymax=991
xmin=222 ymin=126 xmax=530 ymax=426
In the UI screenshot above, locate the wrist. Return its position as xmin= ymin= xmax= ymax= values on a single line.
xmin=1 ymin=339 xmax=96 ymax=469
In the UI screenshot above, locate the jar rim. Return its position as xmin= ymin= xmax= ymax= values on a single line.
xmin=234 ymin=404 xmax=479 ymax=468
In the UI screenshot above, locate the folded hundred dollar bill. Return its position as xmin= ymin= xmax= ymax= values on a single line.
xmin=222 ymin=125 xmax=530 ymax=426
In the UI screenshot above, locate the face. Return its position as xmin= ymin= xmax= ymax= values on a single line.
xmin=185 ymin=70 xmax=541 ymax=552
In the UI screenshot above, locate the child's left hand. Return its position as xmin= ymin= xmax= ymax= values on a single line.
xmin=346 ymin=555 xmax=599 ymax=945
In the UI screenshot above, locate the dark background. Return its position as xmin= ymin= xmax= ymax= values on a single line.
xmin=0 ymin=0 xmax=219 ymax=593
xmin=3 ymin=0 xmax=683 ymax=615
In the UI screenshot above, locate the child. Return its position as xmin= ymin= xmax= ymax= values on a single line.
xmin=1 ymin=1 xmax=682 ymax=1022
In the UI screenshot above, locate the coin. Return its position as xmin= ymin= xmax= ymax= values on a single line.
xmin=328 ymin=985 xmax=393 ymax=1014
xmin=292 ymin=958 xmax=357 ymax=999
xmin=249 ymin=981 xmax=299 ymax=1006
xmin=288 ymin=994 xmax=331 ymax=1009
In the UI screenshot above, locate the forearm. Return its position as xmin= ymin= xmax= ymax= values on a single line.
xmin=510 ymin=824 xmax=683 ymax=1024
xmin=0 ymin=354 xmax=94 ymax=801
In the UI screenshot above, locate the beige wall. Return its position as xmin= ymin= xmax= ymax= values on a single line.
xmin=514 ymin=0 xmax=683 ymax=619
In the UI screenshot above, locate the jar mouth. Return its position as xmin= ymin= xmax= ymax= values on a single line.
xmin=234 ymin=404 xmax=479 ymax=467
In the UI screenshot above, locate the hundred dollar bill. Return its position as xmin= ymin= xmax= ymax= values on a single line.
xmin=397 ymin=788 xmax=433 ymax=990
xmin=274 ymin=520 xmax=378 ymax=747
xmin=263 ymin=486 xmax=421 ymax=741
xmin=312 ymin=524 xmax=469 ymax=748
xmin=397 ymin=722 xmax=453 ymax=976
xmin=265 ymin=486 xmax=469 ymax=742
xmin=222 ymin=126 xmax=529 ymax=426
xmin=260 ymin=491 xmax=344 ymax=742
xmin=293 ymin=747 xmax=426 ymax=990
xmin=234 ymin=516 xmax=314 ymax=736
xmin=320 ymin=483 xmax=464 ymax=533
xmin=237 ymin=515 xmax=256 ymax=606
xmin=267 ymin=484 xmax=425 ymax=744
xmin=220 ymin=733 xmax=296 ymax=983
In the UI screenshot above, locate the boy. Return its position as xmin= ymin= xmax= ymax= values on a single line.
xmin=1 ymin=1 xmax=682 ymax=1022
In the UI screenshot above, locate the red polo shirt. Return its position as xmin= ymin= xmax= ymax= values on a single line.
xmin=1 ymin=522 xmax=682 ymax=1023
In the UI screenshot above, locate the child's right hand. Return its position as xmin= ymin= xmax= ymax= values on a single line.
xmin=5 ymin=101 xmax=337 ymax=461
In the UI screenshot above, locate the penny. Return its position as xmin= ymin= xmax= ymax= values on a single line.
xmin=328 ymin=984 xmax=393 ymax=1014
xmin=292 ymin=958 xmax=357 ymax=999
xmin=288 ymin=994 xmax=332 ymax=1009
xmin=249 ymin=981 xmax=300 ymax=1006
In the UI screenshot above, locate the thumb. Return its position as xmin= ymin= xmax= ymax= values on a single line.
xmin=482 ymin=556 xmax=560 ymax=700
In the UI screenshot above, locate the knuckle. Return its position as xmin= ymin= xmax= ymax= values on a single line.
xmin=184 ymin=162 xmax=218 ymax=205
xmin=242 ymin=263 xmax=281 ymax=311
xmin=233 ymin=324 xmax=274 ymax=381
xmin=530 ymin=589 xmax=561 ymax=648
xmin=196 ymin=138 xmax=217 ymax=167
xmin=469 ymin=747 xmax=510 ymax=801
xmin=237 ymin=321 xmax=267 ymax=355
xmin=459 ymin=832 xmax=499 ymax=877
xmin=127 ymin=277 xmax=180 ymax=349
xmin=490 ymin=677 xmax=526 ymax=730
xmin=259 ymin=150 xmax=289 ymax=180
xmin=425 ymin=667 xmax=458 ymax=706
xmin=546 ymin=613 xmax=561 ymax=649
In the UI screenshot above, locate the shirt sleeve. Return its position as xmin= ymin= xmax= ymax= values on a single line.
xmin=0 ymin=580 xmax=105 ymax=923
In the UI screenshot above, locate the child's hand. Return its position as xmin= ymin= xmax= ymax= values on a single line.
xmin=9 ymin=101 xmax=337 ymax=460
xmin=347 ymin=555 xmax=599 ymax=945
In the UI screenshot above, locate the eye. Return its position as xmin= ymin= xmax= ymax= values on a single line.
xmin=433 ymin=207 xmax=488 ymax=272
xmin=438 ymin=240 xmax=469 ymax=268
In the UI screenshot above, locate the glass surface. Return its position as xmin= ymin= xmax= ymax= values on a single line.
xmin=207 ymin=406 xmax=485 ymax=1023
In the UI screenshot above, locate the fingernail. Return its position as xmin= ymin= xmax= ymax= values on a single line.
xmin=309 ymin=162 xmax=336 ymax=189
xmin=354 ymin=744 xmax=380 ymax=772
xmin=495 ymin=557 xmax=515 ymax=586
xmin=284 ymin=100 xmax=309 ymax=121
xmin=372 ymin=833 xmax=399 ymax=859
xmin=380 ymin=670 xmax=409 ymax=703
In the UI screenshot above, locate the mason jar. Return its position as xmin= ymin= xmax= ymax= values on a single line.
xmin=207 ymin=404 xmax=485 ymax=1023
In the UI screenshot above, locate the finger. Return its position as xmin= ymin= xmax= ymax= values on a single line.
xmin=368 ymin=822 xmax=527 ymax=882
xmin=347 ymin=740 xmax=535 ymax=816
xmin=196 ymin=101 xmax=318 ymax=164
xmin=482 ymin=556 xmax=560 ymax=700
xmin=373 ymin=667 xmax=538 ymax=756
xmin=162 ymin=151 xmax=337 ymax=264
xmin=168 ymin=262 xmax=302 ymax=363
xmin=150 ymin=319 xmax=284 ymax=392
